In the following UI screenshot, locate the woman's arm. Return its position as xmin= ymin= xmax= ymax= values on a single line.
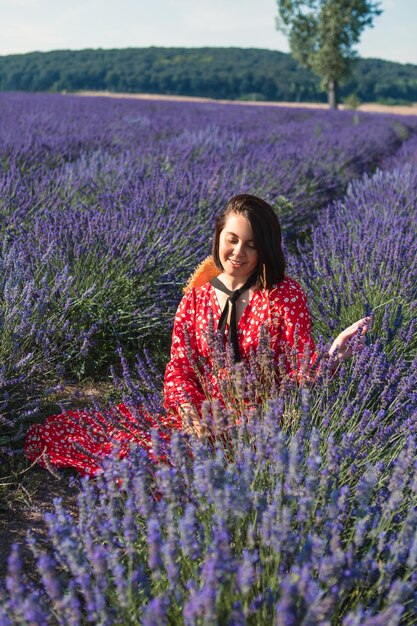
xmin=328 ymin=317 xmax=370 ymax=371
xmin=163 ymin=289 xmax=207 ymax=425
xmin=177 ymin=403 xmax=207 ymax=437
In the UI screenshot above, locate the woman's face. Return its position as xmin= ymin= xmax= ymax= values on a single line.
xmin=218 ymin=212 xmax=259 ymax=280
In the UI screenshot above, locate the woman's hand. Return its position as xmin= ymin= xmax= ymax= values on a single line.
xmin=329 ymin=317 xmax=371 ymax=368
xmin=178 ymin=403 xmax=206 ymax=438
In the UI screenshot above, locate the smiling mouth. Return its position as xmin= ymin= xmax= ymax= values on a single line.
xmin=228 ymin=258 xmax=245 ymax=267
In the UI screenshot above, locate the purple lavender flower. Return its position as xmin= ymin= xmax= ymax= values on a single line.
xmin=146 ymin=515 xmax=163 ymax=574
xmin=141 ymin=595 xmax=170 ymax=626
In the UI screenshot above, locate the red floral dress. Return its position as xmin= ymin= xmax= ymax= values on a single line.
xmin=25 ymin=277 xmax=315 ymax=475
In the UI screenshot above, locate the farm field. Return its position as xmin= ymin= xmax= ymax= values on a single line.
xmin=1 ymin=92 xmax=417 ymax=624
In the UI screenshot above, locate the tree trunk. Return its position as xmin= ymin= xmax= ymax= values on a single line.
xmin=327 ymin=79 xmax=338 ymax=109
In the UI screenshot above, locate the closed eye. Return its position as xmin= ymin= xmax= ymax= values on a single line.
xmin=227 ymin=236 xmax=256 ymax=248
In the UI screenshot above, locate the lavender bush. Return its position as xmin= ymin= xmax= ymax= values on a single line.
xmin=0 ymin=238 xmax=94 ymax=445
xmin=287 ymin=165 xmax=417 ymax=363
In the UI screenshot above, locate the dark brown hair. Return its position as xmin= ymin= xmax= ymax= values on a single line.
xmin=212 ymin=194 xmax=286 ymax=289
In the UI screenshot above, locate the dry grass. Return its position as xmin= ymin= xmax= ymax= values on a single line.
xmin=75 ymin=90 xmax=417 ymax=116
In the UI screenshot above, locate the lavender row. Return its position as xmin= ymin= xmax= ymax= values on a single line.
xmin=2 ymin=93 xmax=416 ymax=240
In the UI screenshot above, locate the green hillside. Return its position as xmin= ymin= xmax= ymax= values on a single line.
xmin=1 ymin=47 xmax=416 ymax=104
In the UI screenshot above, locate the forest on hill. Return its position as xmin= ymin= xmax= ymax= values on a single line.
xmin=0 ymin=47 xmax=416 ymax=104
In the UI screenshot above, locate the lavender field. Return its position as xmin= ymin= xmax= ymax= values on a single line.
xmin=1 ymin=92 xmax=417 ymax=624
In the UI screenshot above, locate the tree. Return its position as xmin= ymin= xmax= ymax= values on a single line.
xmin=276 ymin=0 xmax=382 ymax=108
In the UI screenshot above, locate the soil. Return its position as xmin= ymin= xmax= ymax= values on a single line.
xmin=76 ymin=90 xmax=417 ymax=116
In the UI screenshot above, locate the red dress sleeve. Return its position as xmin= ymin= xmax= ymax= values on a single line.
xmin=163 ymin=289 xmax=206 ymax=415
xmin=269 ymin=278 xmax=316 ymax=380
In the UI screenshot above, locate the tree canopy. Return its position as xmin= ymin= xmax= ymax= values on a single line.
xmin=1 ymin=47 xmax=416 ymax=105
xmin=276 ymin=0 xmax=382 ymax=108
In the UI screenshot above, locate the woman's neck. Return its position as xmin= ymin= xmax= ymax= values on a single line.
xmin=217 ymin=272 xmax=253 ymax=291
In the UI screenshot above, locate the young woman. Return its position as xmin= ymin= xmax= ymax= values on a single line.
xmin=25 ymin=194 xmax=369 ymax=474
xmin=164 ymin=193 xmax=368 ymax=436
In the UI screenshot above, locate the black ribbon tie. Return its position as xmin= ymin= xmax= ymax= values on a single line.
xmin=210 ymin=273 xmax=257 ymax=362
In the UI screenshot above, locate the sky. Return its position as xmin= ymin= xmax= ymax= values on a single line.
xmin=0 ymin=0 xmax=416 ymax=65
